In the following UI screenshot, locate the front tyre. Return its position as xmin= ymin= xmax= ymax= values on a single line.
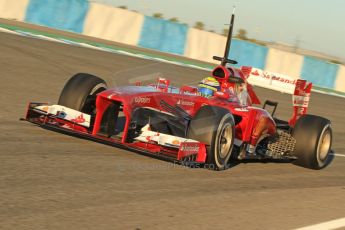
xmin=292 ymin=115 xmax=333 ymax=169
xmin=58 ymin=73 xmax=107 ymax=114
xmin=212 ymin=113 xmax=235 ymax=169
xmin=187 ymin=106 xmax=235 ymax=170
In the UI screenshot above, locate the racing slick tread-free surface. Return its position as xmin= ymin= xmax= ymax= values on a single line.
xmin=58 ymin=73 xmax=107 ymax=112
xmin=292 ymin=114 xmax=333 ymax=169
xmin=187 ymin=105 xmax=235 ymax=170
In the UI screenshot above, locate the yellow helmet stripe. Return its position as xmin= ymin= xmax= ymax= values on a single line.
xmin=198 ymin=84 xmax=218 ymax=91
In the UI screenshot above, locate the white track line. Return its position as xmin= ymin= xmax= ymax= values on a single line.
xmin=16 ymin=30 xmax=65 ymax=43
xmin=0 ymin=27 xmax=19 ymax=35
xmin=294 ymin=217 xmax=345 ymax=230
xmin=331 ymin=153 xmax=345 ymax=157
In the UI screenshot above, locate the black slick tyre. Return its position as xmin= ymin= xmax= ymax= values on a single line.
xmin=187 ymin=105 xmax=235 ymax=170
xmin=58 ymin=73 xmax=107 ymax=114
xmin=292 ymin=115 xmax=332 ymax=169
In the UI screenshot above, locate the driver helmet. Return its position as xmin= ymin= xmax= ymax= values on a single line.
xmin=198 ymin=77 xmax=220 ymax=98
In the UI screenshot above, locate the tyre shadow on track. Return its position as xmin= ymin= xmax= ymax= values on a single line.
xmin=231 ymin=153 xmax=335 ymax=171
xmin=21 ymin=121 xmax=335 ymax=171
xmin=155 ymin=159 xmax=300 ymax=171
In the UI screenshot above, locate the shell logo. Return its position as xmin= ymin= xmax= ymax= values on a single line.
xmin=172 ymin=140 xmax=180 ymax=145
xmin=42 ymin=106 xmax=49 ymax=112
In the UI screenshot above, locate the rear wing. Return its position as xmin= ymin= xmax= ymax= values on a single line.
xmin=289 ymin=79 xmax=312 ymax=125
xmin=240 ymin=66 xmax=312 ymax=126
xmin=240 ymin=66 xmax=300 ymax=94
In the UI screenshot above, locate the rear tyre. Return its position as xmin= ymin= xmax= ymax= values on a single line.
xmin=58 ymin=73 xmax=107 ymax=114
xmin=187 ymin=106 xmax=235 ymax=170
xmin=292 ymin=115 xmax=332 ymax=169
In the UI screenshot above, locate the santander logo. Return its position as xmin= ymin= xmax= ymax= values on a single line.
xmin=181 ymin=144 xmax=200 ymax=152
xmin=177 ymin=99 xmax=195 ymax=107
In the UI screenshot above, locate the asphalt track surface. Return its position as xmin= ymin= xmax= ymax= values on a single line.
xmin=1 ymin=20 xmax=345 ymax=230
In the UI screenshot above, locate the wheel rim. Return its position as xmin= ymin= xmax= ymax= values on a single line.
xmin=218 ymin=124 xmax=233 ymax=159
xmin=317 ymin=128 xmax=331 ymax=162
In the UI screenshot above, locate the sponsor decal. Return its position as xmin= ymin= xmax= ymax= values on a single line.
xmin=71 ymin=114 xmax=86 ymax=124
xmin=177 ymin=99 xmax=195 ymax=107
xmin=250 ymin=69 xmax=296 ymax=85
xmin=293 ymin=95 xmax=310 ymax=107
xmin=235 ymin=108 xmax=249 ymax=112
xmin=180 ymin=143 xmax=200 ymax=152
xmin=172 ymin=139 xmax=180 ymax=145
xmin=271 ymin=76 xmax=296 ymax=85
xmin=252 ymin=70 xmax=260 ymax=76
xmin=134 ymin=97 xmax=151 ymax=104
xmin=56 ymin=111 xmax=67 ymax=119
xmin=42 ymin=106 xmax=49 ymax=112
xmin=107 ymin=93 xmax=118 ymax=99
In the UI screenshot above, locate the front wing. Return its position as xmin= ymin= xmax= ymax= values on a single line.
xmin=23 ymin=102 xmax=207 ymax=163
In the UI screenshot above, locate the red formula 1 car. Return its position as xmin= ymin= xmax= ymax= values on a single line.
xmin=23 ymin=13 xmax=333 ymax=170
